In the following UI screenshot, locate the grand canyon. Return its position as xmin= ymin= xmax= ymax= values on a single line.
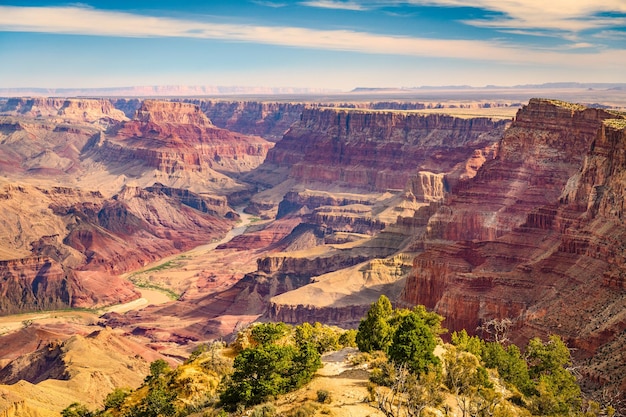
xmin=0 ymin=91 xmax=625 ymax=415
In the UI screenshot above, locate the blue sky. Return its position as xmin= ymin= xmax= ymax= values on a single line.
xmin=0 ymin=0 xmax=625 ymax=90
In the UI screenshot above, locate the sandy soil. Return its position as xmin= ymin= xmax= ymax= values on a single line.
xmin=273 ymin=347 xmax=385 ymax=417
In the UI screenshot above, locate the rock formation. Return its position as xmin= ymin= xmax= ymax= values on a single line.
xmin=401 ymin=99 xmax=626 ymax=392
xmin=91 ymin=100 xmax=273 ymax=177
xmin=259 ymin=108 xmax=508 ymax=192
xmin=183 ymin=100 xmax=307 ymax=142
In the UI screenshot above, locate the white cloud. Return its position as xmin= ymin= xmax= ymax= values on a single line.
xmin=0 ymin=5 xmax=624 ymax=70
xmin=251 ymin=1 xmax=288 ymax=8
xmin=299 ymin=1 xmax=370 ymax=11
xmin=404 ymin=0 xmax=626 ymax=33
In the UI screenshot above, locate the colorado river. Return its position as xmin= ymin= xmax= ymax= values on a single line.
xmin=106 ymin=207 xmax=255 ymax=313
xmin=0 ymin=207 xmax=256 ymax=333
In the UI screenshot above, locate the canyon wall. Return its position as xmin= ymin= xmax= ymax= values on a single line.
xmin=262 ymin=108 xmax=508 ymax=191
xmin=183 ymin=100 xmax=306 ymax=142
xmin=401 ymin=99 xmax=626 ymax=391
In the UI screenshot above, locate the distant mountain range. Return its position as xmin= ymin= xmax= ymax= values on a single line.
xmin=1 ymin=82 xmax=624 ymax=98
xmin=351 ymin=82 xmax=626 ymax=92
xmin=0 ymin=85 xmax=339 ymax=97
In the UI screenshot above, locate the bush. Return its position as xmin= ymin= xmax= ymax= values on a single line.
xmin=287 ymin=402 xmax=318 ymax=417
xmin=317 ymin=389 xmax=331 ymax=404
xmin=61 ymin=403 xmax=93 ymax=417
xmin=251 ymin=404 xmax=277 ymax=417
xmin=338 ymin=329 xmax=357 ymax=348
xmin=104 ymin=387 xmax=132 ymax=410
xmin=220 ymin=326 xmax=321 ymax=409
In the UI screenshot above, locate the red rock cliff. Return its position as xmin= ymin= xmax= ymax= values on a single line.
xmin=92 ymin=100 xmax=273 ymax=175
xmin=264 ymin=108 xmax=508 ymax=191
xmin=401 ymin=99 xmax=626 ymax=393
xmin=183 ymin=100 xmax=306 ymax=142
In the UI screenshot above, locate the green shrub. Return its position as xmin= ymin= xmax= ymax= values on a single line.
xmin=317 ymin=389 xmax=331 ymax=404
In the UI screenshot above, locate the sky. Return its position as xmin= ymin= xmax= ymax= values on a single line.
xmin=0 ymin=0 xmax=625 ymax=90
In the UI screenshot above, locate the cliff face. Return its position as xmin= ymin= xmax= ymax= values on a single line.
xmin=425 ymin=99 xmax=618 ymax=242
xmin=401 ymin=99 xmax=626 ymax=392
xmin=0 ymin=257 xmax=71 ymax=314
xmin=1 ymin=97 xmax=127 ymax=124
xmin=0 ymin=181 xmax=233 ymax=314
xmin=91 ymin=100 xmax=273 ymax=175
xmin=184 ymin=100 xmax=306 ymax=142
xmin=263 ymin=108 xmax=508 ymax=191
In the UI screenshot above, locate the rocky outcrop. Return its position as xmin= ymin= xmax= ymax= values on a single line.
xmin=183 ymin=100 xmax=306 ymax=142
xmin=401 ymin=99 xmax=626 ymax=393
xmin=1 ymin=97 xmax=127 ymax=124
xmin=0 ymin=257 xmax=71 ymax=314
xmin=262 ymin=108 xmax=508 ymax=191
xmin=90 ymin=100 xmax=273 ymax=176
xmin=145 ymin=183 xmax=235 ymax=218
xmin=424 ymin=99 xmax=619 ymax=243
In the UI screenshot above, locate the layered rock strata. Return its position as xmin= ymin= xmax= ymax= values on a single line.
xmin=401 ymin=99 xmax=626 ymax=393
xmin=183 ymin=100 xmax=306 ymax=142
xmin=90 ymin=100 xmax=273 ymax=176
xmin=260 ymin=108 xmax=508 ymax=191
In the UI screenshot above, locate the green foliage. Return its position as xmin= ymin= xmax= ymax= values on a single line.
xmin=147 ymin=359 xmax=170 ymax=381
xmin=338 ymin=328 xmax=357 ymax=348
xmin=250 ymin=322 xmax=291 ymax=346
xmin=294 ymin=322 xmax=339 ymax=353
xmin=104 ymin=387 xmax=132 ymax=410
xmin=525 ymin=336 xmax=581 ymax=415
xmin=444 ymin=347 xmax=492 ymax=396
xmin=129 ymin=381 xmax=177 ymax=417
xmin=388 ymin=310 xmax=440 ymax=375
xmin=451 ymin=329 xmax=483 ymax=358
xmin=316 ymin=389 xmax=331 ymax=404
xmin=61 ymin=403 xmax=94 ymax=417
xmin=220 ymin=324 xmax=321 ymax=409
xmin=356 ymin=295 xmax=394 ymax=353
xmin=482 ymin=342 xmax=532 ymax=394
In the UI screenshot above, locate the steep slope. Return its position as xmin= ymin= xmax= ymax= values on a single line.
xmin=184 ymin=100 xmax=306 ymax=142
xmin=261 ymin=108 xmax=506 ymax=190
xmin=0 ymin=327 xmax=164 ymax=416
xmin=91 ymin=100 xmax=272 ymax=175
xmin=401 ymin=99 xmax=626 ymax=393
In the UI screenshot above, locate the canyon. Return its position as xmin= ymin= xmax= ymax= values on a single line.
xmin=0 ymin=95 xmax=625 ymax=415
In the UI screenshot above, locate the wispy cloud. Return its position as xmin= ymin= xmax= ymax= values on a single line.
xmin=593 ymin=29 xmax=626 ymax=41
xmin=0 ymin=5 xmax=624 ymax=69
xmin=251 ymin=1 xmax=287 ymax=8
xmin=404 ymin=0 xmax=626 ymax=33
xmin=299 ymin=0 xmax=370 ymax=11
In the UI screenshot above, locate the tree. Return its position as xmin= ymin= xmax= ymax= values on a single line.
xmin=250 ymin=322 xmax=290 ymax=346
xmin=130 ymin=380 xmax=177 ymax=417
xmin=525 ymin=335 xmax=581 ymax=415
xmin=376 ymin=363 xmax=443 ymax=417
xmin=443 ymin=347 xmax=494 ymax=417
xmin=481 ymin=342 xmax=532 ymax=395
xmin=295 ymin=322 xmax=340 ymax=354
xmin=61 ymin=403 xmax=93 ymax=417
xmin=146 ymin=359 xmax=170 ymax=382
xmin=220 ymin=329 xmax=321 ymax=409
xmin=356 ymin=295 xmax=394 ymax=353
xmin=104 ymin=387 xmax=132 ymax=410
xmin=388 ymin=310 xmax=439 ymax=375
xmin=451 ymin=329 xmax=484 ymax=358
